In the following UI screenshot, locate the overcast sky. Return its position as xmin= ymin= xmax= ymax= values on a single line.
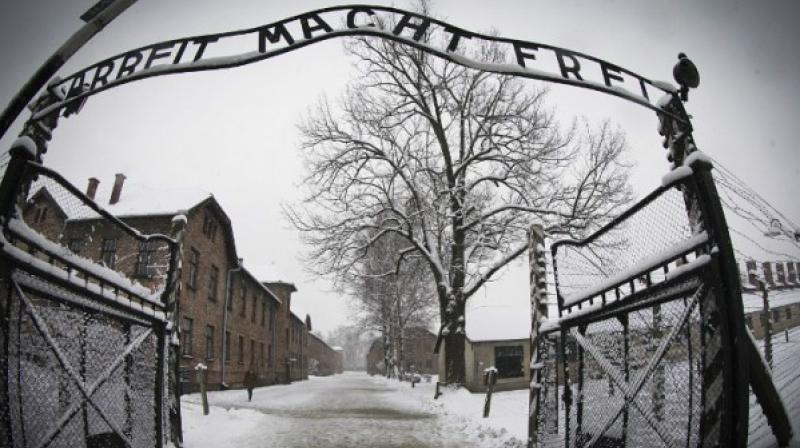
xmin=1 ymin=0 xmax=799 ymax=335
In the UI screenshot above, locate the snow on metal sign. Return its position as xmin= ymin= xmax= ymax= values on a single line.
xmin=39 ymin=5 xmax=678 ymax=120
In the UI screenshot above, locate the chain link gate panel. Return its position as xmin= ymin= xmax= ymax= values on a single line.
xmin=0 ymin=148 xmax=182 ymax=448
xmin=533 ymin=158 xmax=750 ymax=448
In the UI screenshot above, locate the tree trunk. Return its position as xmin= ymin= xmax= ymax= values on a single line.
xmin=382 ymin=326 xmax=391 ymax=378
xmin=443 ymin=292 xmax=466 ymax=384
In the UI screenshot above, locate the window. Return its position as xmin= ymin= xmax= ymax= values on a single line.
xmin=101 ymin=238 xmax=116 ymax=269
xmin=208 ymin=265 xmax=219 ymax=301
xmin=251 ymin=295 xmax=257 ymax=323
xmin=136 ymin=240 xmax=157 ymax=277
xmin=224 ymin=331 xmax=231 ymax=363
xmin=205 ymin=325 xmax=215 ymax=360
xmin=495 ymin=345 xmax=524 ymax=379
xmin=773 ymin=309 xmax=781 ymax=323
xmin=68 ymin=238 xmax=83 ymax=254
xmin=181 ymin=317 xmax=193 ymax=357
xmin=238 ymin=335 xmax=245 ymax=364
xmin=786 ymin=307 xmax=793 ymax=320
xmin=187 ymin=248 xmax=199 ymax=290
xmin=34 ymin=206 xmax=48 ymax=223
xmin=250 ymin=339 xmax=255 ymax=367
xmin=261 ymin=300 xmax=266 ymax=326
xmin=202 ymin=213 xmax=218 ymax=242
xmin=268 ymin=344 xmax=272 ymax=366
xmin=240 ymin=287 xmax=247 ymax=317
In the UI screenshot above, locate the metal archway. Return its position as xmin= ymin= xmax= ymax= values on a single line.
xmin=1 ymin=5 xmax=790 ymax=448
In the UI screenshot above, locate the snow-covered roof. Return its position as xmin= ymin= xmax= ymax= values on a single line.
xmin=743 ymin=289 xmax=800 ymax=314
xmin=239 ymin=265 xmax=281 ymax=305
xmin=81 ymin=183 xmax=211 ymax=219
xmin=30 ymin=182 xmax=211 ymax=220
xmin=465 ymin=305 xmax=531 ymax=342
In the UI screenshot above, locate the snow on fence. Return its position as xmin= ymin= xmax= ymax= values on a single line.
xmin=0 ymin=154 xmax=181 ymax=447
xmin=530 ymin=165 xmax=757 ymax=447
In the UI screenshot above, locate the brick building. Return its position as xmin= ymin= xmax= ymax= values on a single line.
xmin=366 ymin=327 xmax=438 ymax=377
xmin=23 ymin=174 xmax=300 ymax=392
xmin=261 ymin=281 xmax=309 ymax=383
xmin=308 ymin=332 xmax=344 ymax=376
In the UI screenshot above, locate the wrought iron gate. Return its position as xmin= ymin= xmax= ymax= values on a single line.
xmin=532 ymin=156 xmax=751 ymax=447
xmin=0 ymin=147 xmax=183 ymax=447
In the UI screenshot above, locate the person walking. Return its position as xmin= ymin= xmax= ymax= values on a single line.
xmin=243 ymin=369 xmax=256 ymax=402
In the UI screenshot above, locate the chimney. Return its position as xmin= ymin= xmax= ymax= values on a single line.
xmin=86 ymin=177 xmax=99 ymax=200
xmin=109 ymin=173 xmax=126 ymax=205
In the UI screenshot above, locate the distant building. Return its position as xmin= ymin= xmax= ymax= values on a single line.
xmin=439 ymin=305 xmax=531 ymax=393
xmin=307 ymin=332 xmax=343 ymax=376
xmin=366 ymin=327 xmax=438 ymax=376
xmin=743 ymin=289 xmax=800 ymax=339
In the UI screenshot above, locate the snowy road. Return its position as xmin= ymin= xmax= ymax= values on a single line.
xmin=180 ymin=372 xmax=515 ymax=448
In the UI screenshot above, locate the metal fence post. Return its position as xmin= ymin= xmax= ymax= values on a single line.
xmin=527 ymin=224 xmax=546 ymax=447
xmin=758 ymin=280 xmax=772 ymax=367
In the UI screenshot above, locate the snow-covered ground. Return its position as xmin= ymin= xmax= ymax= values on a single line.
xmin=748 ymin=326 xmax=800 ymax=447
xmin=180 ymin=329 xmax=800 ymax=448
xmin=180 ymin=372 xmax=526 ymax=447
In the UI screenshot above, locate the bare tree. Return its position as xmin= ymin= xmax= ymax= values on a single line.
xmin=287 ymin=7 xmax=632 ymax=383
xmin=346 ymin=231 xmax=437 ymax=377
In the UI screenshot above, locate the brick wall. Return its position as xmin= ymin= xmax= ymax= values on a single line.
xmin=308 ymin=332 xmax=341 ymax=376
xmin=262 ymin=281 xmax=296 ymax=383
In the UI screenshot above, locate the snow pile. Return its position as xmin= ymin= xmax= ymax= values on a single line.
xmin=181 ymin=402 xmax=265 ymax=448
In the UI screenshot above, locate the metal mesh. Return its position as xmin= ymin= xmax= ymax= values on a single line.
xmin=536 ymin=292 xmax=707 ymax=447
xmin=4 ymin=273 xmax=159 ymax=447
xmin=19 ymin=169 xmax=173 ymax=294
xmin=0 ymin=161 xmax=178 ymax=447
xmin=538 ymin=176 xmax=732 ymax=447
xmin=0 ymin=150 xmax=11 ymax=183
xmin=554 ymin=185 xmax=698 ymax=311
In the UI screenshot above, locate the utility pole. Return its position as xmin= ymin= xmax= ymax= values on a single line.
xmin=0 ymin=0 xmax=137 ymax=140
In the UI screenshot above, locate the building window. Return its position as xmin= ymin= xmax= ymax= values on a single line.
xmin=240 ymin=288 xmax=247 ymax=317
xmin=101 ymin=238 xmax=116 ymax=269
xmin=251 ymin=296 xmax=257 ymax=323
xmin=261 ymin=300 xmax=266 ymax=326
xmin=202 ymin=213 xmax=218 ymax=242
xmin=495 ymin=345 xmax=524 ymax=379
xmin=268 ymin=344 xmax=272 ymax=366
xmin=773 ymin=309 xmax=781 ymax=323
xmin=250 ymin=339 xmax=255 ymax=367
xmin=208 ymin=265 xmax=219 ymax=301
xmin=224 ymin=331 xmax=231 ymax=363
xmin=136 ymin=240 xmax=157 ymax=277
xmin=34 ymin=206 xmax=48 ymax=224
xmin=205 ymin=325 xmax=215 ymax=360
xmin=238 ymin=335 xmax=245 ymax=364
xmin=68 ymin=238 xmax=83 ymax=254
xmin=181 ymin=317 xmax=193 ymax=357
xmin=786 ymin=307 xmax=793 ymax=320
xmin=187 ymin=248 xmax=199 ymax=290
